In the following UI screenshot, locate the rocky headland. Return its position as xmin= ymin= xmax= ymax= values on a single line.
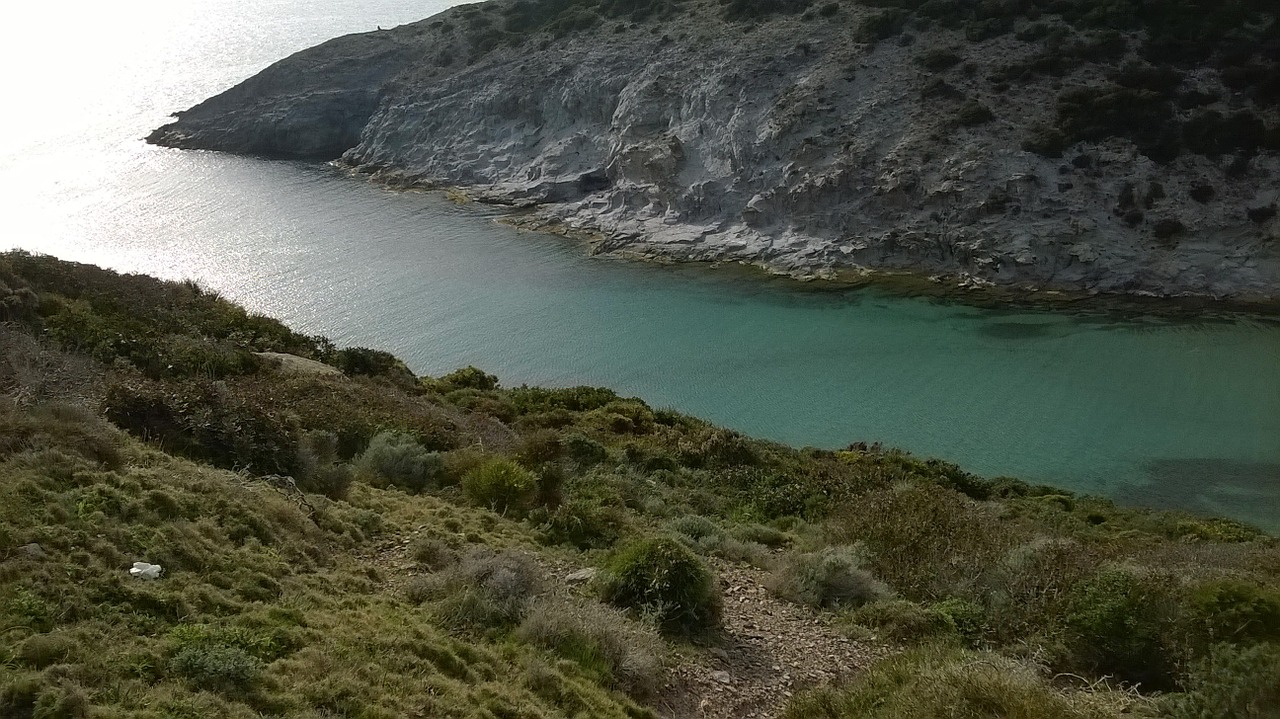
xmin=149 ymin=0 xmax=1280 ymax=302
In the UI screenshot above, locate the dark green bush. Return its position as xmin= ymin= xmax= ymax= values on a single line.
xmin=599 ymin=536 xmax=721 ymax=634
xmin=462 ymin=457 xmax=539 ymax=515
xmin=564 ymin=433 xmax=609 ymax=465
xmin=915 ymin=48 xmax=962 ymax=71
xmin=537 ymin=499 xmax=629 ymax=549
xmin=169 ymin=644 xmax=262 ymax=691
xmin=1062 ymin=567 xmax=1176 ymax=688
xmin=438 ymin=366 xmax=499 ymax=392
xmin=954 ymin=99 xmax=995 ymax=126
xmin=295 ymin=430 xmax=354 ymax=499
xmin=847 ymin=599 xmax=958 ymax=643
xmin=513 ymin=429 xmax=563 ymax=467
xmin=334 ymin=346 xmax=413 ymax=382
xmin=1167 ymin=641 xmax=1280 ymax=719
xmin=103 ymin=375 xmax=298 ymax=475
xmin=1189 ymin=579 xmax=1280 ymax=646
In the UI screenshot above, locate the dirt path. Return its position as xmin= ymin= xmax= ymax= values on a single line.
xmin=361 ymin=530 xmax=878 ymax=719
xmin=652 ymin=559 xmax=881 ymax=719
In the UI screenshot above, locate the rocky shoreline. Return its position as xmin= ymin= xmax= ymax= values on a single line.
xmin=150 ymin=0 xmax=1280 ymax=304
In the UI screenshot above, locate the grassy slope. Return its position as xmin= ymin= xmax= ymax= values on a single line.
xmin=1 ymin=250 xmax=1278 ymax=718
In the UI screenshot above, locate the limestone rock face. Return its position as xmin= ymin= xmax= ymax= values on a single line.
xmin=150 ymin=3 xmax=1280 ymax=301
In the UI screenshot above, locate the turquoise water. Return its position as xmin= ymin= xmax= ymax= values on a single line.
xmin=0 ymin=1 xmax=1277 ymax=528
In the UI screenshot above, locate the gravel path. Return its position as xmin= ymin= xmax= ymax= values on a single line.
xmin=653 ymin=559 xmax=881 ymax=719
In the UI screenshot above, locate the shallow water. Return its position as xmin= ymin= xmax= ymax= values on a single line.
xmin=1 ymin=0 xmax=1277 ymax=529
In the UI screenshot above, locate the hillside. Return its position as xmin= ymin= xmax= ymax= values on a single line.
xmin=2 ymin=250 xmax=1279 ymax=718
xmin=148 ymin=0 xmax=1280 ymax=302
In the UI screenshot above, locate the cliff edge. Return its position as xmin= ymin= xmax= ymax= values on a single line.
xmin=149 ymin=0 xmax=1280 ymax=300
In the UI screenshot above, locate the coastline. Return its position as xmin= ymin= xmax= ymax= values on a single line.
xmin=351 ymin=166 xmax=1280 ymax=321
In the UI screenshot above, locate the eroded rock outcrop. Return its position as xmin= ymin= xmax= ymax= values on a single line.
xmin=150 ymin=0 xmax=1280 ymax=301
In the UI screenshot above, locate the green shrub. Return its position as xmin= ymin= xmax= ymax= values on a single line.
xmin=103 ymin=375 xmax=298 ymax=475
xmin=1167 ymin=642 xmax=1280 ymax=719
xmin=17 ymin=632 xmax=76 ymax=668
xmin=333 ymin=346 xmax=412 ymax=381
xmin=599 ymin=536 xmax=721 ymax=634
xmin=847 ymin=599 xmax=958 ymax=644
xmin=564 ymin=433 xmax=609 ymax=465
xmin=536 ymin=499 xmax=628 ymax=549
xmin=410 ymin=537 xmax=459 ymax=571
xmin=462 ymin=458 xmax=539 ymax=515
xmin=667 ymin=515 xmax=724 ymax=543
xmin=934 ymin=598 xmax=986 ymax=644
xmin=1189 ymin=579 xmax=1280 ymax=646
xmin=513 ymin=429 xmax=563 ymax=467
xmin=826 ymin=483 xmax=1011 ymax=599
xmin=783 ymin=644 xmax=1110 ymax=719
xmin=437 ymin=366 xmax=498 ymax=392
xmin=1062 ymin=567 xmax=1176 ymax=688
xmin=169 ymin=644 xmax=262 ymax=691
xmin=770 ymin=546 xmax=891 ymax=609
xmin=731 ymin=523 xmax=791 ymax=548
xmin=294 ymin=429 xmax=354 ymax=499
xmin=356 ymin=431 xmax=444 ymax=493
xmin=516 ymin=600 xmax=664 ymax=697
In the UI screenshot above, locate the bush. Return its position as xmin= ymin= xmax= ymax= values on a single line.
xmin=826 ymin=484 xmax=1011 ymax=599
xmin=564 ymin=433 xmax=609 ymax=466
xmin=333 ymin=346 xmax=413 ymax=381
xmin=783 ymin=645 xmax=1109 ymax=719
xmin=1167 ymin=642 xmax=1280 ymax=719
xmin=356 ymin=431 xmax=443 ymax=493
xmin=169 ymin=644 xmax=262 ymax=691
xmin=847 ymin=600 xmax=958 ymax=644
xmin=1189 ymin=579 xmax=1280 ymax=646
xmin=413 ymin=550 xmax=543 ymax=631
xmin=916 ymin=48 xmax=962 ymax=72
xmin=462 ymin=457 xmax=539 ymax=515
xmin=536 ymin=499 xmax=628 ymax=549
xmin=1062 ymin=567 xmax=1176 ymax=688
xmin=409 ymin=537 xmax=458 ymax=571
xmin=954 ymin=99 xmax=995 ymax=126
xmin=731 ymin=523 xmax=791 ymax=548
xmin=294 ymin=430 xmax=354 ymax=499
xmin=516 ymin=600 xmax=664 ymax=697
xmin=667 ymin=515 xmax=724 ymax=544
xmin=17 ymin=632 xmax=76 ymax=668
xmin=513 ymin=429 xmax=563 ymax=467
xmin=770 ymin=546 xmax=891 ymax=609
xmin=598 ymin=536 xmax=721 ymax=634
xmin=437 ymin=366 xmax=498 ymax=392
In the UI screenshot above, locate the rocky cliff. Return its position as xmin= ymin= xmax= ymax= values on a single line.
xmin=149 ymin=0 xmax=1280 ymax=301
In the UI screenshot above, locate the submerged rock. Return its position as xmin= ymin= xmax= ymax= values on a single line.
xmin=150 ymin=0 xmax=1280 ymax=302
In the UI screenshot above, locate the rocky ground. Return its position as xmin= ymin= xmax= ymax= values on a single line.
xmin=149 ymin=0 xmax=1280 ymax=303
xmin=362 ymin=527 xmax=880 ymax=719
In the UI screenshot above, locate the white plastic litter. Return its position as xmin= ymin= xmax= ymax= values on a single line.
xmin=129 ymin=561 xmax=163 ymax=580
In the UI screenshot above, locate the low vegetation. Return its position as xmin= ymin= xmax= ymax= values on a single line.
xmin=1 ymin=251 xmax=1278 ymax=716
